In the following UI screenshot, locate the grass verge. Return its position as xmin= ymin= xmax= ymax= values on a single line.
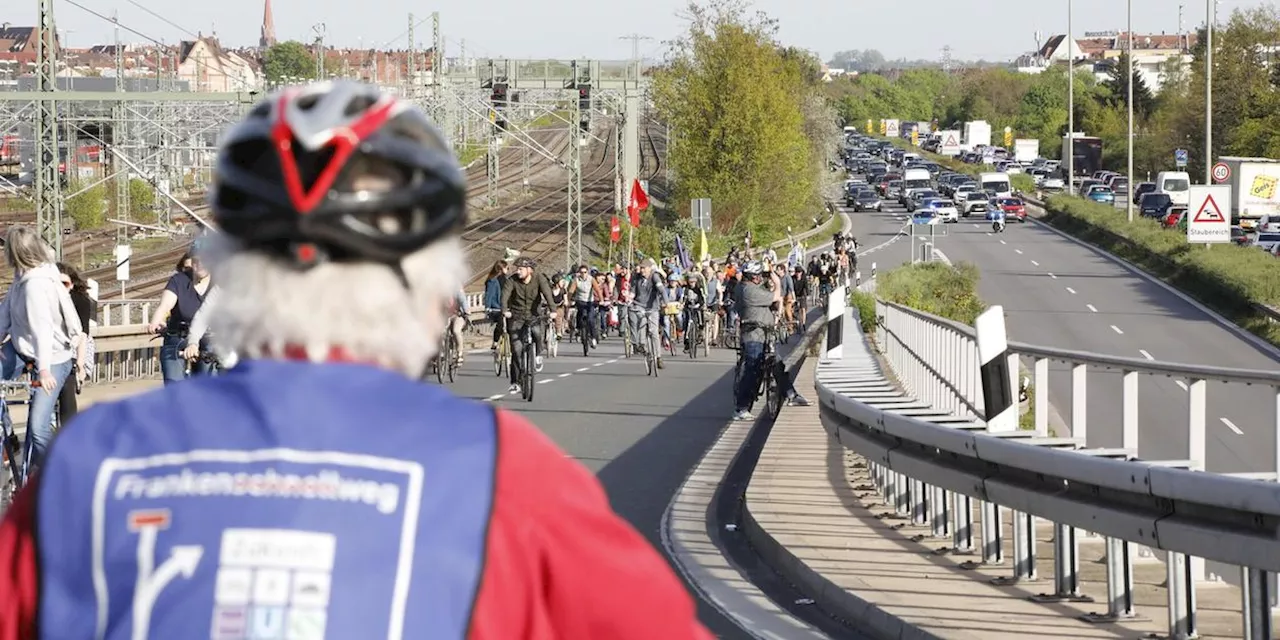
xmin=1037 ymin=194 xmax=1280 ymax=349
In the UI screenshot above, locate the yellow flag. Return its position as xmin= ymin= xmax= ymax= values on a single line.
xmin=699 ymin=229 xmax=709 ymax=263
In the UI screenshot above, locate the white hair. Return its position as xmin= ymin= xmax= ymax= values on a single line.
xmin=198 ymin=232 xmax=466 ymax=378
xmin=5 ymin=226 xmax=54 ymax=272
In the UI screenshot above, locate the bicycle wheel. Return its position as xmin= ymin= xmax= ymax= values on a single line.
xmin=581 ymin=318 xmax=590 ymax=357
xmin=700 ymin=322 xmax=710 ymax=358
xmin=686 ymin=321 xmax=698 ymax=360
xmin=492 ymin=334 xmax=503 ymax=376
xmin=446 ymin=337 xmax=458 ymax=383
xmin=523 ymin=341 xmax=536 ymax=401
xmin=436 ymin=351 xmax=445 ymax=384
xmin=549 ymin=324 xmax=559 ymax=358
xmin=732 ymin=356 xmax=743 ymax=400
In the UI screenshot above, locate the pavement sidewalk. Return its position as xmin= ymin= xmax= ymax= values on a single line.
xmin=740 ymin=328 xmax=1170 ymax=639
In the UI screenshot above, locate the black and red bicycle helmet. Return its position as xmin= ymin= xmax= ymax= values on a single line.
xmin=210 ymin=80 xmax=466 ymax=266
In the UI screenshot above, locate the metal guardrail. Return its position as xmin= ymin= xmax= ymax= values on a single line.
xmin=818 ymin=300 xmax=1280 ymax=638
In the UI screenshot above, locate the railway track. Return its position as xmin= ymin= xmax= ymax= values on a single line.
xmin=640 ymin=119 xmax=666 ymax=184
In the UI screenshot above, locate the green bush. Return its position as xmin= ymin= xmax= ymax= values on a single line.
xmin=64 ymin=181 xmax=107 ymax=230
xmin=1039 ymin=193 xmax=1280 ymax=346
xmin=850 ymin=289 xmax=877 ymax=333
xmin=875 ymin=261 xmax=988 ymax=325
xmin=1010 ymin=173 xmax=1036 ymax=193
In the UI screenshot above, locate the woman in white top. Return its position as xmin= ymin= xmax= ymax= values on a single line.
xmin=0 ymin=226 xmax=86 ymax=469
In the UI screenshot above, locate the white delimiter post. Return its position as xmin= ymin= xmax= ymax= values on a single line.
xmin=825 ymin=284 xmax=846 ymax=360
xmin=975 ymin=305 xmax=1017 ymax=432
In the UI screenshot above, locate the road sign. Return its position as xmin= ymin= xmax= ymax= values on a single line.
xmin=1003 ymin=127 xmax=1013 ymax=148
xmin=1175 ymin=148 xmax=1189 ymax=168
xmin=1187 ymin=185 xmax=1231 ymax=244
xmin=1211 ymin=162 xmax=1231 ymax=184
xmin=885 ymin=119 xmax=900 ymax=138
xmin=940 ymin=131 xmax=961 ymax=156
xmin=690 ymin=198 xmax=712 ymax=231
xmin=114 ymin=244 xmax=131 ymax=281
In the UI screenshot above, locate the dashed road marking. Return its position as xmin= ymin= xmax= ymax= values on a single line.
xmin=1140 ymin=349 xmax=1154 ymax=360
xmin=537 ymin=378 xmax=553 ymax=384
xmin=1087 ymin=304 xmax=1098 ymax=312
xmin=999 ymin=239 xmax=1007 ymax=245
xmin=1031 ymin=260 xmax=1040 ymax=266
xmin=1111 ymin=325 xmax=1123 ymax=334
xmin=576 ymin=366 xmax=591 ymax=372
xmin=1048 ymin=273 xmax=1057 ymax=279
xmin=1014 ymin=249 xmax=1023 ymax=255
xmin=1066 ymin=287 xmax=1077 ymax=294
xmin=485 ymin=393 xmax=506 ymax=401
xmin=558 ymin=372 xmax=572 ymax=378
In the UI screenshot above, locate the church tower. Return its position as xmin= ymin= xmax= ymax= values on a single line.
xmin=259 ymin=0 xmax=277 ymax=49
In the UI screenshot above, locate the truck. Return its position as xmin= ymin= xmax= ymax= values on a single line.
xmin=1061 ymin=134 xmax=1103 ymax=178
xmin=1217 ymin=156 xmax=1280 ymax=230
xmin=963 ymin=121 xmax=991 ymax=148
xmin=1013 ymin=139 xmax=1040 ymax=163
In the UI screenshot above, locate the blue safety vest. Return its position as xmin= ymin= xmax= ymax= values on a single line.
xmin=33 ymin=359 xmax=497 ymax=640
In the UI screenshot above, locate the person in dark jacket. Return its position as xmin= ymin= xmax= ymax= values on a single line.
xmin=483 ymin=260 xmax=508 ymax=350
xmin=55 ymin=263 xmax=94 ymax=423
xmin=501 ymin=256 xmax=554 ymax=391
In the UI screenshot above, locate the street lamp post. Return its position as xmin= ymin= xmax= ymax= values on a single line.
xmin=1067 ymin=0 xmax=1074 ymax=196
xmin=1204 ymin=0 xmax=1214 ymax=184
xmin=1127 ymin=0 xmax=1135 ymax=222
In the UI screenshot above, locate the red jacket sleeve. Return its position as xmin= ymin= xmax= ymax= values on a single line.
xmin=469 ymin=410 xmax=713 ymax=640
xmin=0 ymin=479 xmax=40 ymax=640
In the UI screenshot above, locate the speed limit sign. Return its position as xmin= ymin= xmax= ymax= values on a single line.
xmin=1212 ymin=162 xmax=1231 ymax=183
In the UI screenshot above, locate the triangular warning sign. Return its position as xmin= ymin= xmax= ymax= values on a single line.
xmin=945 ymin=134 xmax=958 ymax=146
xmin=1192 ymin=194 xmax=1227 ymax=223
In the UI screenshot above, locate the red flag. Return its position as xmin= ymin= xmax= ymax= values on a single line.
xmin=627 ymin=179 xmax=649 ymax=227
xmin=609 ymin=216 xmax=622 ymax=243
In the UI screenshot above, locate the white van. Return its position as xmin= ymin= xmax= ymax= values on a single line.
xmin=978 ymin=172 xmax=1013 ymax=199
xmin=902 ymin=168 xmax=932 ymax=191
xmin=1155 ymin=171 xmax=1191 ymax=207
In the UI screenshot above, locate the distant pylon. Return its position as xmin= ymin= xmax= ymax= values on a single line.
xmin=941 ymin=45 xmax=953 ymax=73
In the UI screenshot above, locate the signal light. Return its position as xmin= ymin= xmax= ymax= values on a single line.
xmin=578 ymin=87 xmax=590 ymax=112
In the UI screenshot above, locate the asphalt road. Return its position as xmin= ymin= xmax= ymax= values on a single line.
xmin=442 ymin=330 xmax=763 ymax=637
xmin=842 ymin=184 xmax=1280 ymax=474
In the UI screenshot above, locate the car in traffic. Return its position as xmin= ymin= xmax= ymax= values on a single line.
xmin=885 ymin=180 xmax=904 ymax=199
xmin=1138 ymin=192 xmax=1173 ymax=219
xmin=996 ymin=197 xmax=1027 ymax=221
xmin=1131 ymin=181 xmax=1157 ymax=205
xmin=1086 ymin=185 xmax=1115 ymax=204
xmin=1258 ymin=215 xmax=1280 ymax=234
xmin=904 ymin=189 xmax=939 ymax=212
xmin=959 ymin=191 xmax=989 ymax=217
xmin=910 ymin=209 xmax=940 ymax=225
xmin=1254 ymin=232 xmax=1280 ymax=253
xmin=922 ymin=198 xmax=959 ymax=223
xmin=1230 ymin=226 xmax=1251 ymax=246
xmin=853 ymin=189 xmax=883 ymax=212
xmin=1040 ymin=175 xmax=1065 ymax=191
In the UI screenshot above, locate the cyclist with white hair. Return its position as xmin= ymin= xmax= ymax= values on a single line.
xmin=0 ymin=80 xmax=710 ymax=639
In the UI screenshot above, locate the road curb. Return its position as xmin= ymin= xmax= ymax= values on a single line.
xmin=737 ymin=322 xmax=947 ymax=640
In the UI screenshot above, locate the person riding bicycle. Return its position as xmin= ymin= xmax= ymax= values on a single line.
xmin=446 ymin=287 xmax=469 ymax=365
xmin=502 ymin=256 xmax=554 ymax=388
xmin=569 ymin=264 xmax=598 ymax=348
xmin=681 ymin=272 xmax=705 ymax=353
xmin=631 ymin=258 xmax=666 ymax=368
xmin=732 ymin=261 xmax=810 ymax=422
xmin=0 ymin=80 xmax=711 ymax=640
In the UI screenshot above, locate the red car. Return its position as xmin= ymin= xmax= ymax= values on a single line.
xmin=877 ymin=174 xmax=901 ymax=196
xmin=998 ymin=197 xmax=1027 ymax=221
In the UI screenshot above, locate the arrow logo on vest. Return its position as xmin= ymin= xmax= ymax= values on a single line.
xmin=128 ymin=510 xmax=204 ymax=640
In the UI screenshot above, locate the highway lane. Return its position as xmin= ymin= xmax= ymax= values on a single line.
xmin=841 ymin=185 xmax=1279 ymax=473
xmin=441 ymin=333 xmax=760 ymax=637
xmin=937 ymin=217 xmax=1279 ymax=473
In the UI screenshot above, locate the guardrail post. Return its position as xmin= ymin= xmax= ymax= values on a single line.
xmin=975 ymin=306 xmax=1016 ymax=432
xmin=994 ymin=509 xmax=1038 ymax=586
xmin=825 ymin=284 xmax=846 ymax=360
xmin=1031 ymin=523 xmax=1089 ymax=603
xmin=1071 ymin=363 xmax=1087 ymax=443
xmin=1034 ymin=357 xmax=1050 ymax=436
xmin=929 ymin=485 xmax=948 ymax=538
xmin=911 ymin=479 xmax=928 ymax=525
xmin=980 ymin=500 xmax=1003 ymax=565
xmin=1167 ymin=551 xmax=1198 ymax=639
xmin=1242 ymin=567 xmax=1273 ymax=640
xmin=952 ymin=493 xmax=974 ymax=553
xmin=1083 ymin=536 xmax=1137 ymax=623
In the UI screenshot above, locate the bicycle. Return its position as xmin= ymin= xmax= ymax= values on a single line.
xmin=436 ymin=327 xmax=459 ymax=384
xmin=0 ymin=362 xmax=61 ymax=510
xmin=684 ymin=308 xmax=708 ymax=359
xmin=492 ymin=315 xmax=510 ymax=378
xmin=546 ymin=312 xmax=560 ymax=359
xmin=731 ymin=323 xmax=784 ymax=420
xmin=621 ymin=304 xmax=635 ymax=358
xmin=634 ymin=311 xmax=660 ymax=377
xmin=574 ymin=302 xmax=593 ymax=357
xmin=511 ymin=318 xmax=543 ymax=402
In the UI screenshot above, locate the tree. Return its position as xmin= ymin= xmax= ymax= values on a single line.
xmin=652 ymin=0 xmax=821 ymax=245
xmin=262 ymin=41 xmax=316 ymax=85
xmin=65 ymin=182 xmax=107 ymax=230
xmin=128 ymin=178 xmax=157 ymax=224
xmin=1101 ymin=54 xmax=1156 ymax=120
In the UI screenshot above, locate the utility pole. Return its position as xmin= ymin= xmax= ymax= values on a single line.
xmin=1126 ymin=2 xmax=1135 ymax=222
xmin=941 ymin=45 xmax=953 ymax=74
xmin=407 ymin=13 xmax=416 ymax=100
xmin=313 ymin=23 xmax=326 ymax=79
xmin=618 ymin=34 xmax=653 ymax=77
xmin=35 ymin=0 xmax=63 ymax=257
xmin=114 ymin=10 xmax=129 ymax=241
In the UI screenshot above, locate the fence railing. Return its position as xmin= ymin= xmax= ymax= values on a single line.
xmin=819 ymin=300 xmax=1280 ymax=639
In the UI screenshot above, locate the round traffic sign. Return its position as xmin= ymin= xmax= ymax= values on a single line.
xmin=1212 ymin=162 xmax=1231 ymax=183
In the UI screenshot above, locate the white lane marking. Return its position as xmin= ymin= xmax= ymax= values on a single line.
xmin=1220 ymin=417 xmax=1244 ymax=435
xmin=485 ymin=394 xmax=505 ymax=401
xmin=537 ymin=378 xmax=553 ymax=384
xmin=558 ymin=372 xmax=572 ymax=378
xmin=985 ymin=232 xmax=993 ymax=236
xmin=999 ymin=239 xmax=1007 ymax=245
xmin=576 ymin=367 xmax=591 ymax=372
xmin=592 ymin=362 xmax=606 ymax=367
xmin=1014 ymin=249 xmax=1023 ymax=255
xmin=1176 ymin=380 xmax=1189 ymax=391
xmin=1087 ymin=304 xmax=1098 ymax=312
xmin=1048 ymin=273 xmax=1057 ymax=279
xmin=1031 ymin=260 xmax=1040 ymax=266
xmin=1066 ymin=287 xmax=1077 ymax=294
xmin=1111 ymin=325 xmax=1123 ymax=334
xmin=609 ymin=358 xmax=621 ymax=363
xmin=1140 ymin=349 xmax=1154 ymax=360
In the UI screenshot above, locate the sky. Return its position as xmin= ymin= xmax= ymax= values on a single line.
xmin=5 ymin=0 xmax=1275 ymax=63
